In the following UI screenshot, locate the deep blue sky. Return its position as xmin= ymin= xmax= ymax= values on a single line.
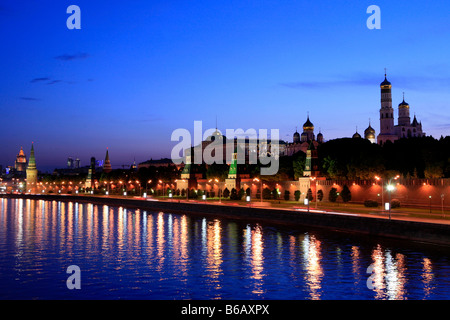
xmin=1 ymin=0 xmax=450 ymax=172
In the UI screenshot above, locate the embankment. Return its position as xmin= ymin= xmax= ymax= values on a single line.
xmin=2 ymin=194 xmax=450 ymax=247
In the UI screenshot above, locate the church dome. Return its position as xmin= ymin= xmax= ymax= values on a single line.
xmin=303 ymin=116 xmax=314 ymax=131
xmin=364 ymin=124 xmax=375 ymax=135
xmin=380 ymin=77 xmax=391 ymax=87
xmin=352 ymin=132 xmax=362 ymax=139
xmin=398 ymin=97 xmax=409 ymax=109
xmin=380 ymin=71 xmax=392 ymax=89
xmin=207 ymin=129 xmax=224 ymax=142
xmin=293 ymin=130 xmax=300 ymax=143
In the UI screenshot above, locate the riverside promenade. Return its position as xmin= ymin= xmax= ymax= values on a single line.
xmin=2 ymin=193 xmax=450 ymax=247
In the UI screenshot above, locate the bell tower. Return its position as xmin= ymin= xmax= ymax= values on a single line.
xmin=377 ymin=70 xmax=398 ymax=145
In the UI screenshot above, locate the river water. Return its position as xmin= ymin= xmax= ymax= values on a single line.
xmin=0 ymin=198 xmax=449 ymax=300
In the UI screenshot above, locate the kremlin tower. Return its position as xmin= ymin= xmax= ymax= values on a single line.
xmin=103 ymin=148 xmax=112 ymax=173
xmin=26 ymin=143 xmax=38 ymax=193
xmin=15 ymin=147 xmax=27 ymax=173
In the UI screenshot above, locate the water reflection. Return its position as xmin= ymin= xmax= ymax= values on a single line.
xmin=302 ymin=234 xmax=323 ymax=300
xmin=205 ymin=219 xmax=223 ymax=291
xmin=422 ymin=258 xmax=434 ymax=299
xmin=371 ymin=245 xmax=408 ymax=300
xmin=0 ymin=198 xmax=447 ymax=300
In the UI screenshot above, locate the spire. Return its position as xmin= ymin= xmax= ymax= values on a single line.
xmin=28 ymin=142 xmax=36 ymax=169
xmin=103 ymin=147 xmax=112 ymax=173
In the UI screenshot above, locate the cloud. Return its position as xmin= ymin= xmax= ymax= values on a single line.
xmin=280 ymin=72 xmax=450 ymax=92
xmin=54 ymin=52 xmax=89 ymax=61
xmin=280 ymin=73 xmax=380 ymax=89
xmin=20 ymin=97 xmax=40 ymax=101
xmin=47 ymin=80 xmax=62 ymax=85
xmin=30 ymin=77 xmax=50 ymax=83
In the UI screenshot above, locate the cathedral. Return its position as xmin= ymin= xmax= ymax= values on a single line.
xmin=285 ymin=115 xmax=324 ymax=156
xmin=377 ymin=72 xmax=425 ymax=145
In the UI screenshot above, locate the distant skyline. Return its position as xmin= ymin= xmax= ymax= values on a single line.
xmin=1 ymin=0 xmax=450 ymax=172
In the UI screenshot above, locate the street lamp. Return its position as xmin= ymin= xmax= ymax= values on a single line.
xmin=253 ymin=178 xmax=262 ymax=203
xmin=145 ymin=180 xmax=152 ymax=196
xmin=429 ymin=195 xmax=432 ymax=214
xmin=386 ymin=184 xmax=395 ymax=220
xmin=215 ymin=179 xmax=221 ymax=203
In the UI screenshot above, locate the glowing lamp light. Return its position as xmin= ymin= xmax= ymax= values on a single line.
xmin=387 ymin=185 xmax=395 ymax=192
xmin=246 ymin=196 xmax=251 ymax=202
xmin=304 ymin=198 xmax=309 ymax=205
xmin=202 ymin=194 xmax=206 ymax=200
xmin=143 ymin=192 xmax=147 ymax=198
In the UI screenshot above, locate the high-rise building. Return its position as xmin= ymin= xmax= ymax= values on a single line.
xmin=67 ymin=157 xmax=74 ymax=168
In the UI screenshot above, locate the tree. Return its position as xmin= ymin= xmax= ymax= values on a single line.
xmin=293 ymin=151 xmax=306 ymax=179
xmin=284 ymin=190 xmax=290 ymax=201
xmin=294 ymin=190 xmax=301 ymax=201
xmin=272 ymin=188 xmax=279 ymax=200
xmin=340 ymin=185 xmax=351 ymax=203
xmin=424 ymin=163 xmax=444 ymax=179
xmin=329 ymin=187 xmax=338 ymax=202
xmin=238 ymin=188 xmax=245 ymax=200
xmin=317 ymin=189 xmax=324 ymax=202
xmin=206 ymin=163 xmax=229 ymax=180
xmin=262 ymin=188 xmax=272 ymax=200
xmin=223 ymin=188 xmax=230 ymax=198
xmin=189 ymin=189 xmax=198 ymax=199
xmin=230 ymin=188 xmax=238 ymax=200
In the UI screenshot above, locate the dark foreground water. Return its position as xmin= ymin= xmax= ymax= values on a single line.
xmin=0 ymin=198 xmax=449 ymax=300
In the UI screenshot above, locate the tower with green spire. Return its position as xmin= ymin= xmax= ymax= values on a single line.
xmin=225 ymin=146 xmax=239 ymax=191
xmin=303 ymin=141 xmax=319 ymax=177
xmin=26 ymin=142 xmax=38 ymax=193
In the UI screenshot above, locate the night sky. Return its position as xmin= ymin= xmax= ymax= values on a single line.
xmin=1 ymin=1 xmax=450 ymax=172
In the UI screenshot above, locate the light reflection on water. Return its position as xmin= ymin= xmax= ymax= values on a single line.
xmin=0 ymin=198 xmax=449 ymax=300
